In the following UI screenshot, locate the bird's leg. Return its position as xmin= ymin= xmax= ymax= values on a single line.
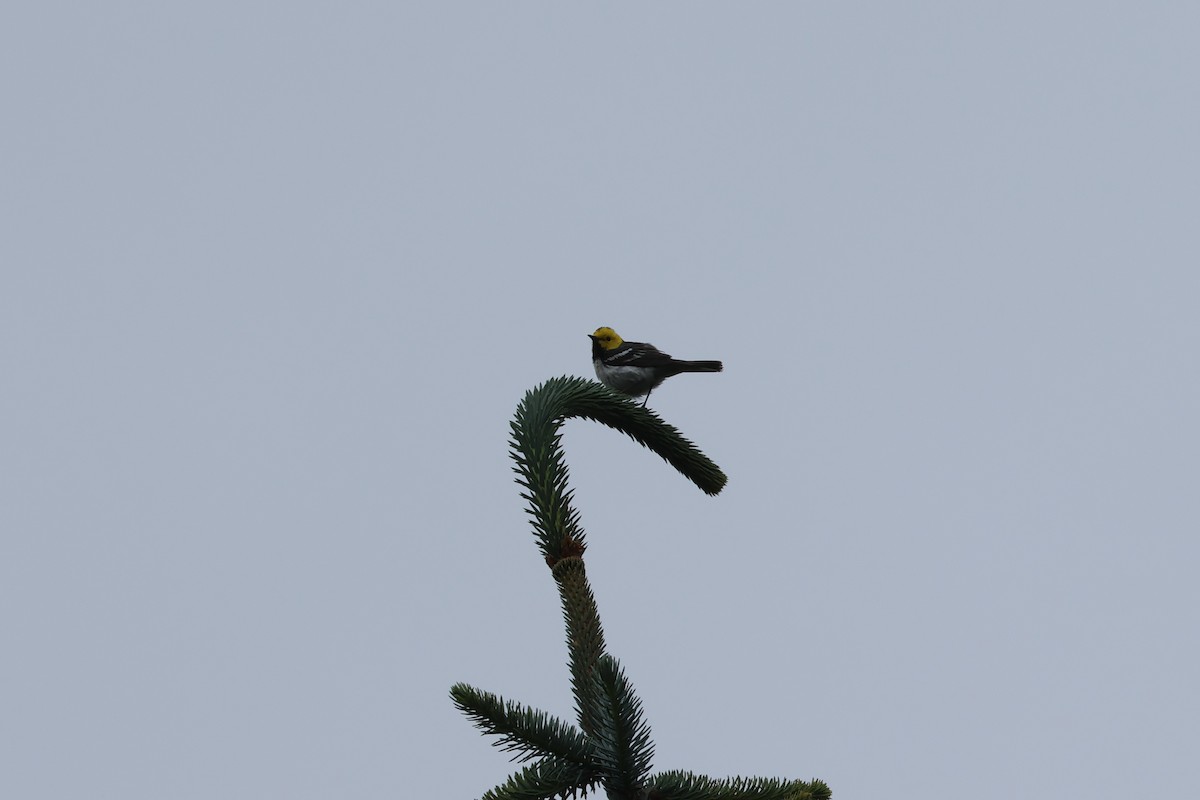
xmin=641 ymin=389 xmax=651 ymax=407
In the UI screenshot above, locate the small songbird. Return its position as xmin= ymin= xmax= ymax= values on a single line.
xmin=589 ymin=326 xmax=723 ymax=405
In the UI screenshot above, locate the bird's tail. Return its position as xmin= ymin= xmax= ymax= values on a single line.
xmin=674 ymin=360 xmax=723 ymax=373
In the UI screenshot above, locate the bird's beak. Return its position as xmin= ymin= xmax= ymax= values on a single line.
xmin=587 ymin=334 xmax=598 ymax=341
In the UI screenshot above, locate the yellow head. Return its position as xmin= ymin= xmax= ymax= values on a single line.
xmin=589 ymin=326 xmax=625 ymax=351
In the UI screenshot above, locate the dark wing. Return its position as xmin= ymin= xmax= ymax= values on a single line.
xmin=604 ymin=341 xmax=678 ymax=367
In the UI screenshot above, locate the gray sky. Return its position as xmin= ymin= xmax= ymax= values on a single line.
xmin=3 ymin=3 xmax=1197 ymax=798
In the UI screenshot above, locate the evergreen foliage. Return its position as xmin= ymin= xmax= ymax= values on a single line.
xmin=452 ymin=376 xmax=827 ymax=800
xmin=509 ymin=376 xmax=726 ymax=563
xmin=553 ymin=557 xmax=608 ymax=736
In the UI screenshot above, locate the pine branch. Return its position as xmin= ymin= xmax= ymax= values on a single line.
xmin=585 ymin=655 xmax=655 ymax=798
xmin=456 ymin=377 xmax=831 ymax=798
xmin=645 ymin=771 xmax=832 ymax=800
xmin=450 ymin=683 xmax=594 ymax=766
xmin=552 ymin=557 xmax=607 ymax=736
xmin=479 ymin=757 xmax=601 ymax=800
xmin=510 ymin=376 xmax=727 ymax=563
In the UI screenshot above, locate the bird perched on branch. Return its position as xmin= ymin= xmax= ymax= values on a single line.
xmin=589 ymin=326 xmax=722 ymax=405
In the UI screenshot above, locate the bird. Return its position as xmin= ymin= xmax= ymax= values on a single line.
xmin=589 ymin=326 xmax=722 ymax=405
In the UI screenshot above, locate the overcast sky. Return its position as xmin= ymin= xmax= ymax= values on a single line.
xmin=3 ymin=4 xmax=1197 ymax=799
